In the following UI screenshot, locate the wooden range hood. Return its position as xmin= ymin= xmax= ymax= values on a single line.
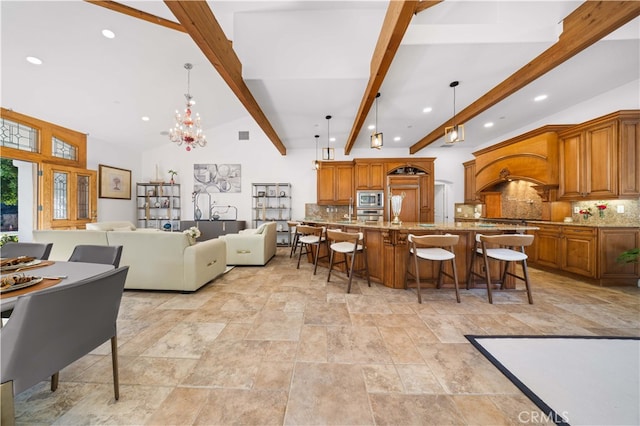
xmin=473 ymin=125 xmax=572 ymax=202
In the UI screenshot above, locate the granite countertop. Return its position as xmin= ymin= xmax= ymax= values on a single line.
xmin=494 ymin=219 xmax=639 ymax=228
xmin=302 ymin=219 xmax=539 ymax=232
xmin=454 ymin=217 xmax=639 ymax=228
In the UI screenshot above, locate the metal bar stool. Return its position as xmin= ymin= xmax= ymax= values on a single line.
xmin=296 ymin=225 xmax=327 ymax=275
xmin=287 ymin=221 xmax=301 ymax=258
xmin=479 ymin=234 xmax=535 ymax=304
xmin=326 ymin=229 xmax=371 ymax=293
xmin=405 ymin=234 xmax=460 ymax=304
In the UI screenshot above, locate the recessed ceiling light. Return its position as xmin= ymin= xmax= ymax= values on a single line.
xmin=484 ymin=122 xmax=494 ymax=128
xmin=367 ymin=124 xmax=375 ymax=130
xmin=26 ymin=56 xmax=42 ymax=65
xmin=329 ymin=137 xmax=336 ymax=142
xmin=534 ymin=94 xmax=548 ymax=102
xmin=423 ymin=107 xmax=432 ymax=113
xmin=102 ymin=29 xmax=115 ymax=39
xmin=141 ymin=116 xmax=150 ymax=122
xmin=393 ymin=136 xmax=401 ymax=142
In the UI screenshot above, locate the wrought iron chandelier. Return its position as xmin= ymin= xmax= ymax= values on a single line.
xmin=169 ymin=63 xmax=207 ymax=151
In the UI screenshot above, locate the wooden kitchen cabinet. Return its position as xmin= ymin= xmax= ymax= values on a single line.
xmin=530 ymin=224 xmax=596 ymax=278
xmin=558 ymin=111 xmax=639 ymax=200
xmin=463 ymin=160 xmax=479 ymax=203
xmin=317 ymin=161 xmax=354 ymax=205
xmin=530 ymin=223 xmax=563 ymax=269
xmin=618 ymin=116 xmax=640 ymax=197
xmin=598 ymin=228 xmax=640 ymax=286
xmin=562 ymin=226 xmax=597 ymax=278
xmin=354 ymin=160 xmax=385 ymax=190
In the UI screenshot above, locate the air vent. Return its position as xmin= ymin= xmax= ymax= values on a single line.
xmin=439 ymin=144 xmax=454 ymax=148
xmin=238 ymin=131 xmax=250 ymax=140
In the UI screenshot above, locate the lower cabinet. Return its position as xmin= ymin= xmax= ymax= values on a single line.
xmin=530 ymin=224 xmax=639 ymax=285
xmin=561 ymin=226 xmax=597 ymax=278
xmin=598 ymin=228 xmax=640 ymax=286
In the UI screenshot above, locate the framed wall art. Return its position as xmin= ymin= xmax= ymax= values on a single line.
xmin=99 ymin=164 xmax=131 ymax=199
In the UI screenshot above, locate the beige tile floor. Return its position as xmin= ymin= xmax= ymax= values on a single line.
xmin=12 ymin=248 xmax=640 ymax=425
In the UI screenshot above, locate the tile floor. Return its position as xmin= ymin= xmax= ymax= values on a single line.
xmin=12 ymin=248 xmax=640 ymax=425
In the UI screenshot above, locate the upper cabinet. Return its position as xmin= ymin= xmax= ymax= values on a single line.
xmin=463 ymin=160 xmax=479 ymax=203
xmin=317 ymin=161 xmax=354 ymax=205
xmin=558 ymin=111 xmax=639 ymax=200
xmin=354 ymin=160 xmax=385 ymax=190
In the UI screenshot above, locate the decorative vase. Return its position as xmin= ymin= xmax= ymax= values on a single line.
xmin=390 ymin=192 xmax=405 ymax=225
xmin=599 ymin=210 xmax=605 ymax=218
xmin=583 ymin=214 xmax=590 ymax=220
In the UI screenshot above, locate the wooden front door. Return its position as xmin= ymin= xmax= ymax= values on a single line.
xmin=40 ymin=164 xmax=97 ymax=229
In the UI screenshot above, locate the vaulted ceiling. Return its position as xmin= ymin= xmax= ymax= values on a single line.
xmin=1 ymin=1 xmax=639 ymax=155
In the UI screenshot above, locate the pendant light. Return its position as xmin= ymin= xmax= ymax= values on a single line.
xmin=169 ymin=63 xmax=207 ymax=151
xmin=370 ymin=92 xmax=383 ymax=149
xmin=313 ymin=134 xmax=320 ymax=170
xmin=323 ymin=115 xmax=335 ymax=160
xmin=444 ymin=80 xmax=465 ymax=143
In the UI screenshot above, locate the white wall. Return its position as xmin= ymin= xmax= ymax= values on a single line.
xmin=91 ymin=79 xmax=639 ymax=226
xmin=87 ymin=138 xmax=141 ymax=223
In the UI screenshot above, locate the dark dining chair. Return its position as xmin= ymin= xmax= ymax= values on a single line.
xmin=0 ymin=242 xmax=53 ymax=260
xmin=68 ymin=245 xmax=123 ymax=268
xmin=0 ymin=266 xmax=129 ymax=425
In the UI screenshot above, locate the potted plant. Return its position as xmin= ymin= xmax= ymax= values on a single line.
xmin=168 ymin=169 xmax=178 ymax=185
xmin=616 ymin=248 xmax=639 ymax=264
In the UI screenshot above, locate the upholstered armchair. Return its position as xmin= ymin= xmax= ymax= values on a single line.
xmin=220 ymin=222 xmax=277 ymax=265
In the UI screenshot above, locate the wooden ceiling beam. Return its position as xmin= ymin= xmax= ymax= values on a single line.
xmin=344 ymin=0 xmax=425 ymax=155
xmin=85 ymin=1 xmax=186 ymax=33
xmin=410 ymin=0 xmax=640 ymax=154
xmin=165 ymin=1 xmax=286 ymax=155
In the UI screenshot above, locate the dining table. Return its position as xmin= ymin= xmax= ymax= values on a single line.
xmin=1 ymin=261 xmax=115 ymax=314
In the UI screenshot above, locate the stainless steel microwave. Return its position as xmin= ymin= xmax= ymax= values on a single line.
xmin=356 ymin=191 xmax=384 ymax=209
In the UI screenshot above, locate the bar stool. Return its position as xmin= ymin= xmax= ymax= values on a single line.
xmin=296 ymin=225 xmax=327 ymax=275
xmin=405 ymin=234 xmax=460 ymax=304
xmin=287 ymin=221 xmax=301 ymax=258
xmin=326 ymin=229 xmax=371 ymax=293
xmin=478 ymin=234 xmax=535 ymax=304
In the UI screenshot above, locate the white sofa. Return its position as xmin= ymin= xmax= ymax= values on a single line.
xmin=33 ymin=222 xmax=226 ymax=292
xmin=219 ymin=222 xmax=277 ymax=265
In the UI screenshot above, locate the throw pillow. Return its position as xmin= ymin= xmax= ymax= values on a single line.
xmin=255 ymin=223 xmax=267 ymax=234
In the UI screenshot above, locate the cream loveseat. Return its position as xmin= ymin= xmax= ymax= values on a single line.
xmin=33 ymin=222 xmax=226 ymax=292
xmin=219 ymin=222 xmax=277 ymax=265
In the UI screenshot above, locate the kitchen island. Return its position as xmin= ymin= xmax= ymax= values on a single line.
xmin=301 ymin=219 xmax=539 ymax=290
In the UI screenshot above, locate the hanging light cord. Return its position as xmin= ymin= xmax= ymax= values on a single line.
xmin=326 ymin=115 xmax=331 ymax=149
xmin=374 ymin=94 xmax=379 ymax=133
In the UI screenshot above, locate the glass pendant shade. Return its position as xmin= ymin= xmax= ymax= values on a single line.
xmin=371 ymin=132 xmax=383 ymax=149
xmin=444 ymin=124 xmax=465 ymax=144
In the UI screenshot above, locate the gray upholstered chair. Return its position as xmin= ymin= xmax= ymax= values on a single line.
xmin=0 ymin=242 xmax=53 ymax=260
xmin=68 ymin=244 xmax=123 ymax=268
xmin=0 ymin=266 xmax=129 ymax=425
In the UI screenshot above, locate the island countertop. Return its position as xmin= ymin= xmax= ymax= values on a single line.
xmin=299 ymin=219 xmax=537 ymax=290
xmin=301 ymin=219 xmax=539 ymax=232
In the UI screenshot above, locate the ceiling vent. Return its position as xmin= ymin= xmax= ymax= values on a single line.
xmin=238 ymin=131 xmax=250 ymax=140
